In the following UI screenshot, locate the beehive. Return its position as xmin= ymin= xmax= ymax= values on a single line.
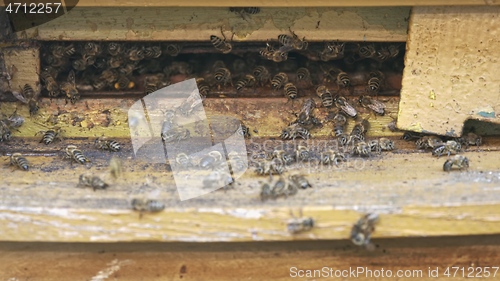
xmin=1 ymin=1 xmax=500 ymax=280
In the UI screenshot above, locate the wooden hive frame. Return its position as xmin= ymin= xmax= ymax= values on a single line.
xmin=1 ymin=2 xmax=500 ymax=279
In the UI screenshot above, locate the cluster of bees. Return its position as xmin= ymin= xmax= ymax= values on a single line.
xmin=403 ymin=131 xmax=481 ymax=171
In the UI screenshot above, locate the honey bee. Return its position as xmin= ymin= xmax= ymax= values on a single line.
xmin=213 ymin=67 xmax=232 ymax=89
xmin=65 ymin=145 xmax=90 ymax=164
xmin=353 ymin=141 xmax=371 ymax=157
xmin=366 ymin=71 xmax=385 ymax=95
xmin=272 ymin=149 xmax=295 ymax=165
xmin=227 ymin=151 xmax=248 ymax=174
xmin=271 ymin=72 xmax=289 ymax=91
xmin=120 ymin=63 xmax=138 ymax=76
xmin=252 ymin=65 xmax=270 ymax=86
xmin=289 ymin=174 xmax=312 ymax=189
xmin=259 ymin=43 xmax=288 ymax=62
xmin=131 ymin=198 xmax=165 ymax=213
xmin=210 ymin=27 xmax=233 ymax=54
xmin=287 ymin=217 xmax=314 ymax=234
xmin=40 ymin=69 xmax=59 ymax=97
xmin=143 ymin=46 xmax=162 ymax=58
xmin=295 ymin=145 xmax=310 ymax=162
xmin=351 ymin=213 xmax=380 ymax=249
xmin=196 ymin=78 xmax=210 ymax=97
xmin=199 ymin=151 xmax=224 ymax=170
xmin=334 ymin=95 xmax=357 ymax=118
xmin=415 ymin=135 xmax=443 ymax=149
xmin=236 ymin=124 xmax=251 ymax=138
xmin=114 ymin=75 xmax=135 ymax=90
xmin=2 ymin=109 xmax=24 ymax=130
xmin=368 ymin=138 xmax=395 ymax=153
xmin=36 ymin=126 xmax=63 ymax=145
xmin=443 ymin=155 xmax=469 ymax=172
xmin=358 ymin=44 xmax=376 ymax=59
xmin=336 ymin=71 xmax=350 ymax=89
xmin=60 ymin=70 xmax=80 ymax=104
xmin=277 ymin=28 xmax=308 ymax=51
xmin=349 ymin=118 xmax=369 ymax=143
xmin=284 ymin=82 xmax=298 ymax=101
xmin=177 ymin=91 xmax=203 ymax=116
xmin=332 ymin=112 xmax=347 ymax=137
xmin=280 ymin=123 xmax=310 ymax=140
xmin=260 ymin=182 xmax=274 ymax=201
xmin=319 ymin=41 xmax=345 ymax=61
xmin=0 ymin=120 xmax=12 ymax=142
xmin=321 ymin=149 xmax=346 ymax=165
xmin=9 ymin=153 xmax=29 ymax=171
xmin=432 ymin=140 xmax=462 ymax=157
xmin=161 ymin=127 xmax=190 ymax=143
xmin=12 ymin=83 xmax=39 ymax=116
xmin=235 ymin=74 xmax=256 ymax=91
xmin=271 ymin=176 xmax=298 ymax=198
xmin=128 ymin=46 xmax=145 ymax=61
xmin=78 ymin=174 xmax=109 ymax=191
xmin=164 ymin=44 xmax=182 ymax=56
xmin=455 ymin=132 xmax=482 ymax=147
xmin=255 ymin=158 xmax=284 ymax=175
xmin=82 ymin=42 xmax=101 ymax=57
xmin=402 ymin=131 xmax=423 ymax=141
xmin=375 ymin=44 xmax=400 ymax=61
xmin=229 ymin=7 xmax=261 ymax=20
xmin=109 ymin=156 xmax=123 ymax=180
xmin=203 ymin=170 xmax=233 ymax=190
xmin=316 ymin=85 xmax=333 ymax=107
xmin=95 ymin=136 xmax=121 ymax=152
xmin=359 ymin=96 xmax=386 ymax=115
xmin=295 ymin=67 xmax=311 ymax=84
xmin=175 ymin=152 xmax=193 ymax=169
xmin=50 ymin=43 xmax=76 ymax=58
xmin=100 ymin=69 xmax=119 ymax=84
xmin=107 ymin=42 xmax=123 ymax=56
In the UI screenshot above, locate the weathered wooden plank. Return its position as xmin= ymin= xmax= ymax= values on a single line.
xmin=398 ymin=6 xmax=500 ymax=136
xmin=13 ymin=7 xmax=410 ymax=41
xmin=1 ymin=47 xmax=39 ymax=98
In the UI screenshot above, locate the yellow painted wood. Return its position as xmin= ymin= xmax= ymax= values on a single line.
xmin=14 ymin=7 xmax=410 ymax=41
xmin=398 ymin=6 xmax=500 ymax=136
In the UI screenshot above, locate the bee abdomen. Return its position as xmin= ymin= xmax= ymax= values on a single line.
xmin=107 ymin=140 xmax=121 ymax=152
xmin=336 ymin=72 xmax=350 ymax=88
xmin=210 ymin=35 xmax=232 ymax=54
xmin=42 ymin=130 xmax=56 ymax=144
xmin=146 ymin=200 xmax=166 ymax=212
xmin=11 ymin=153 xmax=29 ymax=171
xmin=271 ymin=72 xmax=288 ymax=90
xmin=284 ymin=82 xmax=297 ymax=100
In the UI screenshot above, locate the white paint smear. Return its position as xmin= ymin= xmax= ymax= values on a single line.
xmin=90 ymin=259 xmax=133 ymax=281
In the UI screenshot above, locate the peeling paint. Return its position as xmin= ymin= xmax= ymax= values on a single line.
xmin=478 ymin=111 xmax=495 ymax=118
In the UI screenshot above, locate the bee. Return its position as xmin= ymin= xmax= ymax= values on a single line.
xmin=236 ymin=124 xmax=251 ymax=138
xmin=82 ymin=42 xmax=101 ymax=57
xmin=161 ymin=127 xmax=190 ymax=143
xmin=95 ymin=136 xmax=121 ymax=152
xmin=177 ymin=91 xmax=203 ymax=116
xmin=227 ymin=151 xmax=248 ymax=174
xmin=319 ymin=41 xmax=345 ymax=61
xmin=128 ymin=46 xmax=145 ymax=61
xmin=334 ymin=95 xmax=357 ymax=118
xmin=368 ymin=138 xmax=395 ymax=153
xmin=65 ymin=145 xmax=90 ymax=164
xmin=375 ymin=44 xmax=400 ymax=61
xmin=196 ymin=78 xmax=210 ymax=97
xmin=366 ymin=71 xmax=385 ymax=95
xmin=100 ymin=69 xmax=119 ymax=84
xmin=143 ymin=46 xmax=162 ymax=58
xmin=252 ymin=65 xmax=270 ymax=86
xmin=321 ymin=149 xmax=346 ymax=165
xmin=271 ymin=72 xmax=289 ymax=91
xmin=203 ymin=170 xmax=233 ymax=190
xmin=289 ymin=174 xmax=312 ymax=189
xmin=352 ymin=141 xmax=371 ymax=157
xmin=175 ymin=153 xmax=193 ymax=169
xmin=350 ymin=119 xmax=369 ymax=143
xmin=199 ymin=151 xmax=223 ymax=170
xmin=455 ymin=132 xmax=482 ymax=147
xmin=295 ymin=145 xmax=310 ymax=162
xmin=260 ymin=182 xmax=274 ymax=201
xmin=351 ymin=213 xmax=380 ymax=250
xmin=259 ymin=43 xmax=288 ymax=62
xmin=72 ymin=54 xmax=95 ymax=71
xmin=40 ymin=69 xmax=59 ymax=97
xmin=36 ymin=127 xmax=63 ymax=145
xmin=50 ymin=43 xmax=76 ymax=58
xmin=107 ymin=56 xmax=123 ymax=69
xmin=295 ymin=67 xmax=311 ymax=84
xmin=316 ymin=85 xmax=333 ymax=107
xmin=336 ymin=71 xmax=350 ymax=89
xmin=432 ymin=140 xmax=462 ymax=157
xmin=271 ymin=176 xmax=298 ymax=198
xmin=287 ymin=217 xmax=314 ymax=234
xmin=114 ymin=75 xmax=135 ymax=90
xmin=164 ymin=44 xmax=181 ymax=56
xmin=13 ymin=84 xmax=39 ymax=116
xmin=107 ymin=42 xmax=123 ymax=56
xmin=284 ymin=82 xmax=298 ymax=101
xmin=60 ymin=70 xmax=80 ymax=104
xmin=359 ymin=96 xmax=386 ymax=115
xmin=229 ymin=7 xmax=261 ymax=20
xmin=119 ymin=63 xmax=138 ymax=76
xmin=255 ymin=159 xmax=284 ymax=175
xmin=403 ymin=131 xmax=423 ymax=141
xmin=78 ymin=174 xmax=109 ymax=191
xmin=2 ymin=109 xmax=24 ymax=129
xmin=9 ymin=153 xmax=29 ymax=171
xmin=109 ymin=156 xmax=123 ymax=180
xmin=332 ymin=112 xmax=347 ymax=137
xmin=235 ymin=74 xmax=256 ymax=91
xmin=443 ymin=155 xmax=469 ymax=172
xmin=277 ymin=28 xmax=308 ymax=51
xmin=131 ymin=198 xmax=165 ymax=213
xmin=210 ymin=27 xmax=233 ymax=54
xmin=358 ymin=44 xmax=376 ymax=59
xmin=272 ymin=149 xmax=295 ymax=165
xmin=416 ymin=135 xmax=443 ymax=149
xmin=213 ymin=67 xmax=232 ymax=89
xmin=280 ymin=123 xmax=310 ymax=140
xmin=0 ymin=120 xmax=12 ymax=142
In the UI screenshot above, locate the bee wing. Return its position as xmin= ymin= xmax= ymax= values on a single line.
xmin=337 ymin=99 xmax=357 ymax=117
xmin=367 ymin=99 xmax=386 ymax=115
xmin=11 ymin=90 xmax=29 ymax=104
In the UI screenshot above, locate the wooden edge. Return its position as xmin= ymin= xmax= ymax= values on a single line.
xmin=1 ymin=204 xmax=499 ymax=242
